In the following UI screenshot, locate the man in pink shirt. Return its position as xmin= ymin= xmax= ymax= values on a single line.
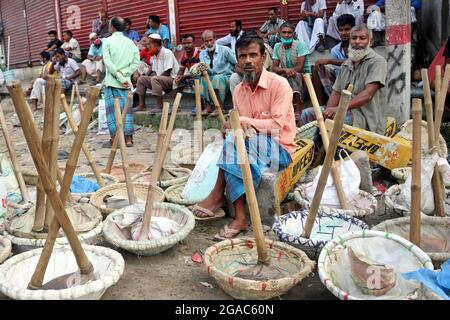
xmin=190 ymin=33 xmax=296 ymax=240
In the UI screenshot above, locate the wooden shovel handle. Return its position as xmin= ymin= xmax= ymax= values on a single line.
xmin=410 ymin=99 xmax=422 ymax=247
xmin=202 ymin=71 xmax=226 ymax=126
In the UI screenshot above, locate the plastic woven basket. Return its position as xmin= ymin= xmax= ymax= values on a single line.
xmin=164 ymin=183 xmax=199 ymax=206
xmin=132 ymin=166 xmax=192 ymax=188
xmin=0 ymin=236 xmax=12 ymax=264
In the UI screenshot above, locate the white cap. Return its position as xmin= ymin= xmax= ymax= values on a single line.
xmin=148 ymin=33 xmax=161 ymax=40
xmin=89 ymin=33 xmax=97 ymax=40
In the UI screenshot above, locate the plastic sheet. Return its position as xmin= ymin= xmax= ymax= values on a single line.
xmin=70 ymin=176 xmax=100 ymax=193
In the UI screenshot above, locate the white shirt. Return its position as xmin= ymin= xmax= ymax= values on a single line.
xmin=216 ymin=30 xmax=244 ymax=52
xmin=301 ymin=0 xmax=327 ymax=20
xmin=334 ymin=0 xmax=364 ymax=18
xmin=62 ymin=38 xmax=81 ymax=59
xmin=150 ymin=47 xmax=180 ymax=78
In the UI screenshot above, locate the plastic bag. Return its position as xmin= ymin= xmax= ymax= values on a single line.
xmin=97 ymin=99 xmax=108 ymax=135
xmin=367 ymin=10 xmax=385 ymax=31
xmin=0 ymin=153 xmax=21 ymax=203
xmin=307 ymin=150 xmax=361 ymax=208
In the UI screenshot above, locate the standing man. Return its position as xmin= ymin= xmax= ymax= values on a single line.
xmin=258 ymin=7 xmax=285 ymax=48
xmin=217 ymin=20 xmax=245 ymax=52
xmin=103 ymin=17 xmax=140 ymax=147
xmin=92 ymin=8 xmax=111 ymax=39
xmin=295 ymin=0 xmax=327 ymax=52
xmin=61 ymin=30 xmax=82 ymax=62
xmin=145 ymin=15 xmax=172 ymax=49
xmin=123 ymin=18 xmax=141 ymax=43
xmin=327 ymin=0 xmax=364 ymax=42
xmin=190 ymin=34 xmax=295 ymax=239
xmin=134 ymin=34 xmax=179 ymax=114
xmin=298 ymin=24 xmax=388 ymax=135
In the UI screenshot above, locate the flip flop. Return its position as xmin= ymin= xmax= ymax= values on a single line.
xmin=190 ymin=204 xmax=226 ymax=221
xmin=149 ymin=108 xmax=162 ymax=115
xmin=214 ymin=225 xmax=246 ymax=241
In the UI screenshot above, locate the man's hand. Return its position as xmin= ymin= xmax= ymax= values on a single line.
xmin=323 ymin=107 xmax=338 ymax=120
xmin=285 ymin=68 xmax=297 ymax=78
xmin=174 ymin=75 xmax=185 ymax=85
xmin=241 ymin=121 xmax=257 ymax=140
xmin=315 ymin=59 xmax=327 ymax=66
xmin=221 ymin=121 xmax=231 ymax=137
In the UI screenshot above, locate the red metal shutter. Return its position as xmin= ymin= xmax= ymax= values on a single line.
xmin=24 ymin=0 xmax=57 ymax=65
xmin=106 ymin=0 xmax=169 ymax=37
xmin=59 ymin=0 xmax=105 ymax=52
xmin=177 ymin=0 xmax=279 ymax=44
xmin=0 ymin=0 xmax=30 ymax=67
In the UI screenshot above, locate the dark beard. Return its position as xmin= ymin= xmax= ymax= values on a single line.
xmin=242 ymin=71 xmax=256 ymax=84
xmin=231 ymin=30 xmax=239 ymax=37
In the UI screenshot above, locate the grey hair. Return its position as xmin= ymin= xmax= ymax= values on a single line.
xmin=201 ymin=30 xmax=216 ymax=40
xmin=350 ymin=24 xmax=372 ymax=38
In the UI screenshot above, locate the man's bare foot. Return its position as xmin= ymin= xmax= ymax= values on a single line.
xmin=227 ymin=218 xmax=247 ymax=231
xmin=191 ymin=193 xmax=227 ymax=218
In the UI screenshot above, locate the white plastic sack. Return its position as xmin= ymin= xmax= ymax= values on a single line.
xmin=181 ymin=140 xmax=223 ymax=202
xmin=367 ymin=10 xmax=385 ymax=31
xmin=0 ymin=153 xmax=21 ymax=204
xmin=97 ymin=99 xmax=109 ymax=135
xmin=307 ymin=150 xmax=361 ymax=208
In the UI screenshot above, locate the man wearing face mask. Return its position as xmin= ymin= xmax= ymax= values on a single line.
xmin=299 ymin=24 xmax=388 ymax=135
xmin=81 ymin=33 xmax=104 ymax=84
xmin=217 ymin=20 xmax=244 ymax=52
xmin=272 ymin=22 xmax=311 ymax=119
xmin=134 ymin=34 xmax=179 ymax=114
xmin=199 ymin=30 xmax=236 ymax=116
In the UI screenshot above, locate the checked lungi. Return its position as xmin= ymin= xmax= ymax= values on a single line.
xmin=104 ymin=86 xmax=134 ymax=137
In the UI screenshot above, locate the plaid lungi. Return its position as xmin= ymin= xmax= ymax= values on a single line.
xmin=104 ymin=86 xmax=134 ymax=137
xmin=318 ymin=64 xmax=338 ymax=97
xmin=200 ymin=74 xmax=230 ymax=104
xmin=217 ymin=133 xmax=292 ymax=203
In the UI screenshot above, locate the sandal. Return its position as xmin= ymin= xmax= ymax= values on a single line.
xmin=189 ymin=204 xmax=226 ymax=221
xmin=214 ymin=225 xmax=246 ymax=241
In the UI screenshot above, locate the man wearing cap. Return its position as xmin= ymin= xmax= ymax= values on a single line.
xmin=134 ymin=33 xmax=179 ymax=114
xmin=81 ymin=33 xmax=104 ymax=84
xmin=103 ymin=17 xmax=140 ymax=147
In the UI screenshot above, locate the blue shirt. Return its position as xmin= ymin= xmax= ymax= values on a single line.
xmin=88 ymin=43 xmax=103 ymax=57
xmin=375 ymin=0 xmax=421 ymax=10
xmin=123 ymin=29 xmax=141 ymax=42
xmin=330 ymin=42 xmax=347 ymax=75
xmin=145 ymin=24 xmax=172 ymax=49
xmin=200 ymin=45 xmax=236 ymax=76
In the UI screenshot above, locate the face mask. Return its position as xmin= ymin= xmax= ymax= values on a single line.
xmin=149 ymin=47 xmax=158 ymax=56
xmin=280 ymin=37 xmax=294 ymax=45
xmin=206 ymin=44 xmax=216 ymax=52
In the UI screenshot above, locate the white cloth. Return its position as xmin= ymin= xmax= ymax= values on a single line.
xmin=30 ymin=78 xmax=45 ymax=102
xmin=216 ymin=30 xmax=244 ymax=52
xmin=62 ymin=38 xmax=81 ymax=59
xmin=295 ymin=18 xmax=326 ymax=53
xmin=301 ymin=0 xmax=327 ymax=20
xmin=327 ymin=0 xmax=365 ymax=40
xmin=150 ymin=47 xmax=180 ymax=78
xmin=82 ymin=59 xmax=103 ymax=75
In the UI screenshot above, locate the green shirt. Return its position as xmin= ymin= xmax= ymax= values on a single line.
xmin=272 ymin=41 xmax=311 ymax=74
xmin=103 ymin=32 xmax=140 ymax=88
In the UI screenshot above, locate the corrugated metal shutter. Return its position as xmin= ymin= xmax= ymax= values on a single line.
xmin=106 ymin=0 xmax=169 ymax=37
xmin=60 ymin=0 xmax=105 ymax=52
xmin=0 ymin=0 xmax=30 ymax=67
xmin=24 ymin=0 xmax=57 ymax=65
xmin=177 ymin=0 xmax=278 ymax=44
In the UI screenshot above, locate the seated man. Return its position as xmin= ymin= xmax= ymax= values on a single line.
xmin=49 ymin=48 xmax=81 ymax=93
xmin=43 ymin=30 xmax=63 ymax=54
xmin=313 ymin=14 xmax=355 ymax=105
xmin=200 ymin=30 xmax=237 ymax=116
xmin=295 ymin=0 xmax=327 ymax=53
xmin=174 ymin=34 xmax=201 ymax=89
xmin=123 ymin=18 xmax=141 ymax=43
xmin=134 ymin=34 xmax=179 ymax=114
xmin=132 ymin=36 xmax=152 ymax=84
xmin=81 ymin=33 xmax=104 ymax=84
xmin=216 ymin=20 xmax=244 ymax=52
xmin=298 ymin=24 xmax=388 ymax=136
xmin=327 ymin=0 xmax=364 ymax=42
xmin=92 ymin=8 xmax=111 ymax=39
xmin=190 ymin=33 xmax=295 ymax=239
xmin=145 ymin=15 xmax=172 ymax=49
xmin=257 ymin=7 xmax=285 ymax=48
xmin=272 ymin=22 xmax=311 ymax=118
xmin=61 ymin=30 xmax=82 ymax=62
xmin=26 ymin=51 xmax=52 ymax=112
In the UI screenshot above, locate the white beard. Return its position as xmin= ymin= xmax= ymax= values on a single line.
xmin=206 ymin=44 xmax=216 ymax=52
xmin=348 ymin=46 xmax=371 ymax=62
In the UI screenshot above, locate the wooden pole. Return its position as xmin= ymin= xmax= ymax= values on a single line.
xmin=194 ymin=79 xmax=203 ymax=157
xmin=230 ymin=110 xmax=269 ymax=264
xmin=140 ymin=102 xmax=171 ymax=240
xmin=202 ymin=71 xmax=226 ymax=125
xmin=74 ymin=82 xmax=84 ymax=112
xmin=0 ymin=103 xmax=30 ymax=202
xmin=44 ymin=79 xmax=62 ymax=227
xmin=303 ymin=74 xmax=348 ymax=209
xmin=7 ymin=82 xmax=95 ymax=289
xmin=435 ymin=66 xmax=441 ymax=130
xmin=104 ymin=92 xmax=132 ymax=173
xmin=114 ymin=98 xmax=136 ymax=204
xmin=410 ymin=99 xmax=422 ymax=247
xmin=69 ymin=82 xmax=76 ymax=111
xmin=61 ymin=94 xmax=106 ymax=187
xmin=303 ymin=89 xmax=352 ymax=239
xmin=160 ymin=93 xmax=182 ymax=166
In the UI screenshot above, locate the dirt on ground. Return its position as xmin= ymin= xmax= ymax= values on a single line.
xmin=0 ymin=96 xmax=399 ymax=300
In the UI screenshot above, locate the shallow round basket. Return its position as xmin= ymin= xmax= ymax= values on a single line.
xmin=103 ymin=202 xmax=195 ymax=256
xmin=165 ymin=183 xmax=199 ymax=206
xmin=204 ymin=238 xmax=315 ymax=300
xmin=392 ymin=167 xmax=450 ymax=187
xmin=66 ymin=172 xmax=118 ymax=198
xmin=318 ymin=230 xmax=434 ymax=300
xmin=384 ymin=184 xmax=450 ymax=217
xmin=296 ymin=121 xmax=318 ymax=141
xmin=272 ymin=209 xmax=368 ymax=260
xmin=107 ymin=162 xmax=148 ymax=183
xmin=373 ymin=216 xmax=450 ymax=269
xmin=132 ymin=166 xmax=192 ymax=188
xmin=90 ymin=183 xmax=164 ymax=216
xmin=294 ymin=183 xmax=378 ymax=218
xmin=0 ymin=245 xmax=124 ymax=300
xmin=398 ymin=120 xmax=448 ymax=157
xmin=0 ymin=236 xmax=12 ymax=264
